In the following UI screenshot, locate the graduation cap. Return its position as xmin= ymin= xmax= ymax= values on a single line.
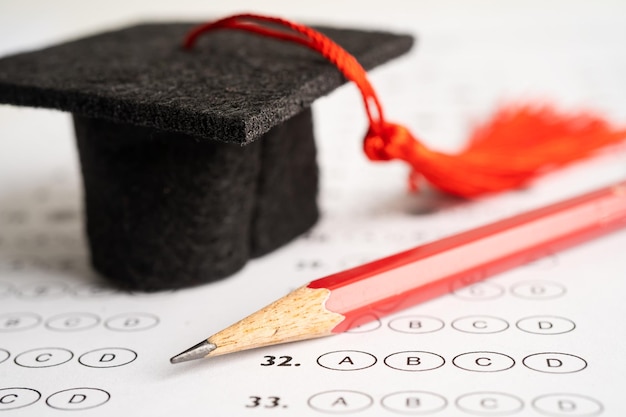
xmin=0 ymin=18 xmax=414 ymax=291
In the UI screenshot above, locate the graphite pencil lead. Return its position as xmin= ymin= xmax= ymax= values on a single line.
xmin=170 ymin=340 xmax=216 ymax=364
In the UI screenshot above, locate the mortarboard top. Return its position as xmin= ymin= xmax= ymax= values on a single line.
xmin=0 ymin=22 xmax=413 ymax=291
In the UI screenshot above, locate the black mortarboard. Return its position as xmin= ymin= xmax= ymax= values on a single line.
xmin=0 ymin=22 xmax=413 ymax=291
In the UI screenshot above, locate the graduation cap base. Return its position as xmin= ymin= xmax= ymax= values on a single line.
xmin=74 ymin=110 xmax=318 ymax=291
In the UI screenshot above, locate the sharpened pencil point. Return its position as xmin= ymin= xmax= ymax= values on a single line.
xmin=170 ymin=340 xmax=217 ymax=364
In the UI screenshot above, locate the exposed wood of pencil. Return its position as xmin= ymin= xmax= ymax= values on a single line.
xmin=206 ymin=286 xmax=345 ymax=357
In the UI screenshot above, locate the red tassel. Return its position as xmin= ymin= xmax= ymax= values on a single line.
xmin=186 ymin=14 xmax=626 ymax=198
xmin=365 ymin=106 xmax=626 ymax=197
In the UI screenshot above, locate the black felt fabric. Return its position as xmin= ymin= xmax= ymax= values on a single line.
xmin=74 ymin=115 xmax=259 ymax=290
xmin=0 ymin=23 xmax=414 ymax=143
xmin=249 ymin=110 xmax=319 ymax=257
xmin=74 ymin=110 xmax=318 ymax=291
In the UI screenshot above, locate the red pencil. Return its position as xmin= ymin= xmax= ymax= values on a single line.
xmin=171 ymin=181 xmax=626 ymax=363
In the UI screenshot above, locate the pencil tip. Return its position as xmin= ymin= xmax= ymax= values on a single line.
xmin=170 ymin=340 xmax=216 ymax=364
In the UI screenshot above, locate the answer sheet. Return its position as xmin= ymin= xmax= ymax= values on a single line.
xmin=1 ymin=1 xmax=626 ymax=416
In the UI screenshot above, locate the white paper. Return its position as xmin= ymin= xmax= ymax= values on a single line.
xmin=1 ymin=2 xmax=626 ymax=416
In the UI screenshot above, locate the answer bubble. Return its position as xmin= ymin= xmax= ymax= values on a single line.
xmin=523 ymin=353 xmax=587 ymax=373
xmin=308 ymin=390 xmax=373 ymax=413
xmin=453 ymin=282 xmax=504 ymax=300
xmin=456 ymin=392 xmax=523 ymax=415
xmin=345 ymin=314 xmax=382 ymax=333
xmin=511 ymin=281 xmax=565 ymax=300
xmin=532 ymin=393 xmax=603 ymax=416
xmin=105 ymin=313 xmax=159 ymax=331
xmin=388 ymin=316 xmax=444 ymax=334
xmin=46 ymin=313 xmax=100 ymax=331
xmin=15 ymin=347 xmax=73 ymax=368
xmin=18 ymin=282 xmax=67 ymax=299
xmin=0 ymin=312 xmax=42 ymax=332
xmin=0 ymin=388 xmax=41 ymax=410
xmin=453 ymin=351 xmax=515 ymax=372
xmin=46 ymin=388 xmax=110 ymax=410
xmin=72 ymin=284 xmax=118 ymax=298
xmin=384 ymin=351 xmax=445 ymax=372
xmin=381 ymin=391 xmax=447 ymax=414
xmin=79 ymin=348 xmax=137 ymax=368
xmin=317 ymin=350 xmax=377 ymax=371
xmin=452 ymin=316 xmax=509 ymax=334
xmin=516 ymin=316 xmax=575 ymax=335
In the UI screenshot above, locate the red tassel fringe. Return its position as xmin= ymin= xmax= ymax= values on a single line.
xmin=365 ymin=106 xmax=626 ymax=197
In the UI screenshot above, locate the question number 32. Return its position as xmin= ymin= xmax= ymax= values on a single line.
xmin=260 ymin=355 xmax=300 ymax=367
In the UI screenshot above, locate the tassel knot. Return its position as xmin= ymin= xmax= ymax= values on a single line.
xmin=364 ymin=122 xmax=427 ymax=162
